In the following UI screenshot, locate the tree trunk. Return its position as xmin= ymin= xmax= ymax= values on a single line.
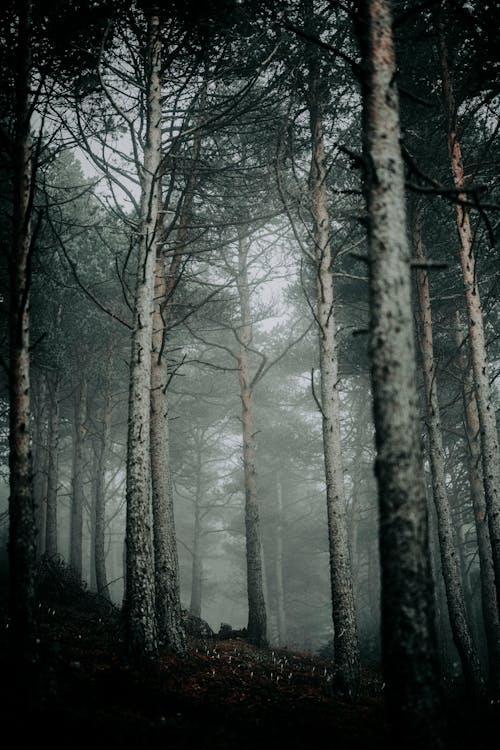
xmin=8 ymin=0 xmax=37 ymax=672
xmin=149 ymin=100 xmax=204 ymax=649
xmin=414 ymin=208 xmax=483 ymax=696
xmin=89 ymin=485 xmax=97 ymax=591
xmin=189 ymin=438 xmax=203 ymax=619
xmin=236 ymin=233 xmax=267 ymax=647
xmin=455 ymin=313 xmax=500 ymax=693
xmin=439 ymin=32 xmax=500 ymax=613
xmin=275 ymin=471 xmax=287 ymax=646
xmin=123 ymin=10 xmax=162 ymax=666
xmin=44 ymin=375 xmax=60 ymax=558
xmin=189 ymin=555 xmax=203 ymax=620
xmin=70 ymin=378 xmax=87 ymax=582
xmin=32 ymin=374 xmax=48 ymax=558
xmin=150 ymin=250 xmax=185 ymax=653
xmin=94 ymin=394 xmax=111 ymax=601
xmin=307 ymin=56 xmax=360 ymax=700
xmin=355 ymin=1 xmax=444 ymax=744
xmin=451 ymin=473 xmax=477 ymax=632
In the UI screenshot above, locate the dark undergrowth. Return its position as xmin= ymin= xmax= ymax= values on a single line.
xmin=0 ymin=557 xmax=498 ymax=749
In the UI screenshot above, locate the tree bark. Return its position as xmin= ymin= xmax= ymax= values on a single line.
xmin=123 ymin=10 xmax=162 ymax=666
xmin=8 ymin=0 xmax=37 ymax=672
xmin=414 ymin=208 xmax=483 ymax=696
xmin=44 ymin=374 xmax=60 ymax=558
xmin=93 ymin=393 xmax=111 ymax=601
xmin=189 ymin=433 xmax=204 ymax=619
xmin=149 ymin=101 xmax=204 ymax=649
xmin=307 ymin=55 xmax=360 ymax=700
xmin=455 ymin=313 xmax=500 ymax=693
xmin=150 ymin=249 xmax=185 ymax=653
xmin=355 ymin=0 xmax=444 ymax=744
xmin=439 ymin=31 xmax=500 ymax=613
xmin=32 ymin=374 xmax=48 ymax=558
xmin=236 ymin=233 xmax=267 ymax=647
xmin=70 ymin=378 xmax=87 ymax=582
xmin=275 ymin=471 xmax=287 ymax=646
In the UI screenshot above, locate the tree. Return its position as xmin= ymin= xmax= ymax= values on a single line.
xmin=455 ymin=313 xmax=500 ymax=694
xmin=123 ymin=8 xmax=162 ymax=666
xmin=150 ymin=233 xmax=185 ymax=652
xmin=31 ymin=375 xmax=48 ymax=557
xmin=43 ymin=366 xmax=61 ymax=557
xmin=2 ymin=0 xmax=129 ymax=680
xmin=354 ymin=0 xmax=444 ymax=744
xmin=414 ymin=204 xmax=483 ymax=697
xmin=149 ymin=94 xmax=206 ymax=652
xmin=92 ymin=376 xmax=112 ymax=601
xmin=304 ymin=19 xmax=360 ymax=700
xmin=69 ymin=376 xmax=87 ymax=581
xmin=7 ymin=0 xmax=38 ymax=675
xmin=273 ymin=470 xmax=287 ymax=645
xmin=235 ymin=230 xmax=267 ymax=646
xmin=439 ymin=21 xmax=500 ymax=614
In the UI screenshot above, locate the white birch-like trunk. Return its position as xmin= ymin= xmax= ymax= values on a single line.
xmin=307 ymin=56 xmax=360 ymax=700
xmin=8 ymin=0 xmax=37 ymax=670
xmin=123 ymin=11 xmax=162 ymax=665
xmin=150 ymin=251 xmax=185 ymax=653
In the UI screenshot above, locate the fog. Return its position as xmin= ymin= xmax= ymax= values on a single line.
xmin=2 ymin=2 xmax=500 ymax=746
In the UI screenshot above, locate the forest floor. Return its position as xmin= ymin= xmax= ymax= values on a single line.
xmin=1 ymin=559 xmax=499 ymax=749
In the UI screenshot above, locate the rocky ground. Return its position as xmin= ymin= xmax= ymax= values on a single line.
xmin=1 ymin=558 xmax=498 ymax=749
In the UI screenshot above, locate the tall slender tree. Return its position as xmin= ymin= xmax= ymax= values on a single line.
xmin=150 ymin=238 xmax=185 ymax=652
xmin=305 ymin=37 xmax=360 ymax=700
xmin=274 ymin=470 xmax=287 ymax=646
xmin=93 ymin=383 xmax=112 ymax=602
xmin=123 ymin=8 xmax=163 ymax=666
xmin=354 ymin=0 xmax=444 ymax=744
xmin=414 ymin=206 xmax=483 ymax=697
xmin=149 ymin=100 xmax=205 ymax=651
xmin=69 ymin=376 xmax=87 ymax=582
xmin=236 ymin=230 xmax=267 ymax=646
xmin=455 ymin=314 xmax=500 ymax=694
xmin=439 ymin=25 xmax=500 ymax=612
xmin=44 ymin=363 xmax=60 ymax=558
xmin=8 ymin=0 xmax=37 ymax=674
xmin=31 ymin=374 xmax=48 ymax=558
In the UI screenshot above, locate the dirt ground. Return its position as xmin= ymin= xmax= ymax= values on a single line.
xmin=1 ymin=561 xmax=499 ymax=749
